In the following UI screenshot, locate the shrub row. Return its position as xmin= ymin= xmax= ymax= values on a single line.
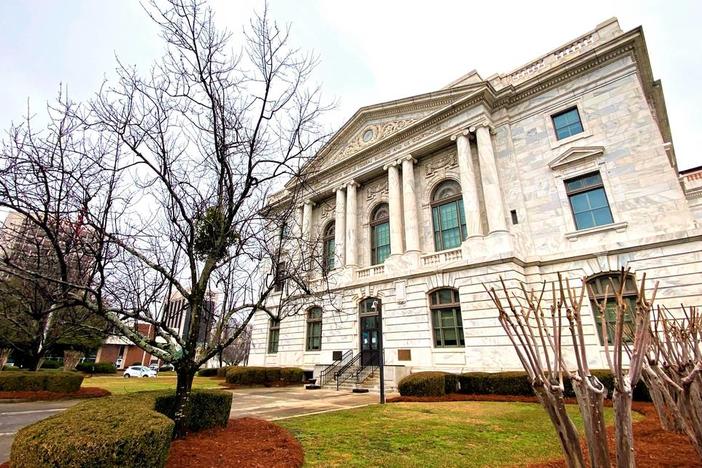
xmin=196 ymin=367 xmax=219 ymax=377
xmin=398 ymin=370 xmax=651 ymax=401
xmin=154 ymin=390 xmax=233 ymax=432
xmin=76 ymin=362 xmax=117 ymax=374
xmin=40 ymin=359 xmax=62 ymax=369
xmin=0 ymin=371 xmax=84 ymax=393
xmin=225 ymin=366 xmax=304 ymax=386
xmin=11 ymin=389 xmax=232 ymax=468
xmin=397 ymin=372 xmax=459 ymax=397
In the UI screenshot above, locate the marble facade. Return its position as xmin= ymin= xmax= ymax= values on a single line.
xmin=248 ymin=18 xmax=702 ymax=385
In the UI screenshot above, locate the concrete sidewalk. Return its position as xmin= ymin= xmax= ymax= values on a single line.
xmin=228 ymin=386 xmax=385 ymax=420
xmin=0 ymin=400 xmax=80 ymax=463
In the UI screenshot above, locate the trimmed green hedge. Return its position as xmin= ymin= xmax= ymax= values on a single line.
xmin=216 ymin=366 xmax=230 ymax=378
xmin=10 ymin=393 xmax=173 ymax=468
xmin=225 ymin=366 xmax=304 ymax=386
xmin=0 ymin=371 xmax=84 ymax=393
xmin=154 ymin=390 xmax=232 ymax=432
xmin=76 ymin=362 xmax=117 ymax=374
xmin=40 ymin=359 xmax=62 ymax=369
xmin=10 ymin=389 xmax=233 ymax=468
xmin=398 ymin=372 xmax=458 ymax=397
xmin=197 ymin=367 xmax=219 ymax=377
xmin=457 ymin=370 xmax=651 ymax=401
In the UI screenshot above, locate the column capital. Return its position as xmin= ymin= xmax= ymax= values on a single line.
xmin=303 ymin=199 xmax=316 ymax=207
xmin=398 ymin=154 xmax=417 ymax=164
xmin=382 ymin=160 xmax=401 ymax=171
xmin=470 ymin=121 xmax=496 ymax=135
xmin=334 ymin=185 xmax=347 ymax=193
xmin=450 ymin=129 xmax=471 ymax=141
xmin=345 ymin=180 xmax=359 ymax=188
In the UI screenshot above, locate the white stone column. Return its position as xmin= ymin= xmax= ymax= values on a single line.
xmin=345 ymin=181 xmax=358 ymax=267
xmin=302 ymin=200 xmax=314 ymax=243
xmin=452 ymin=131 xmax=482 ymax=236
xmin=475 ymin=125 xmax=507 ymax=233
xmin=334 ymin=187 xmax=346 ymax=267
xmin=384 ymin=161 xmax=404 ymax=255
xmin=400 ymin=155 xmax=420 ymax=253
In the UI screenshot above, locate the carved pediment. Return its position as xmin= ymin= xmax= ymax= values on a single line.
xmin=548 ymin=146 xmax=605 ymax=170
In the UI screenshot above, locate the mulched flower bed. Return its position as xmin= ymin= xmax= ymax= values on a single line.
xmin=0 ymin=386 xmax=110 ymax=401
xmin=389 ymin=393 xmax=702 ymax=467
xmin=167 ymin=417 xmax=303 ymax=468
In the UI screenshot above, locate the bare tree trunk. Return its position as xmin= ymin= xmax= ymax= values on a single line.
xmin=173 ymin=367 xmax=195 ymax=439
xmin=679 ymin=380 xmax=702 ymax=459
xmin=0 ymin=348 xmax=10 ymax=370
xmin=63 ymin=350 xmax=84 ymax=371
xmin=572 ymin=377 xmax=610 ymax=467
xmin=535 ymin=386 xmax=586 ymax=468
xmin=641 ymin=365 xmax=686 ymax=433
xmin=613 ymin=387 xmax=636 ymax=468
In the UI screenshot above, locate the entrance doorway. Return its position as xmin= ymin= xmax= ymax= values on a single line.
xmin=359 ymin=298 xmax=381 ymax=367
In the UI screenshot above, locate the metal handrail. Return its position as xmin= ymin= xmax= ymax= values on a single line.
xmin=318 ymin=350 xmax=352 ymax=387
xmin=336 ymin=352 xmax=363 ymax=390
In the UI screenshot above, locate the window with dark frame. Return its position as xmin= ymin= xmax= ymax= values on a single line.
xmin=370 ymin=203 xmax=390 ymax=265
xmin=565 ymin=172 xmax=614 ymax=230
xmin=552 ymin=107 xmax=584 ymax=140
xmin=305 ymin=307 xmax=323 ymax=351
xmin=431 ymin=180 xmax=468 ymax=251
xmin=429 ymin=288 xmax=465 ymax=348
xmin=322 ymin=222 xmax=335 ymax=274
xmin=586 ymin=273 xmax=638 ymax=345
xmin=273 ymin=261 xmax=286 ymax=292
xmin=268 ymin=319 xmax=280 ymax=354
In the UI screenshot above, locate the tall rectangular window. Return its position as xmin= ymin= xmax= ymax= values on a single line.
xmin=306 ymin=307 xmax=323 ymax=351
xmin=273 ymin=261 xmax=286 ymax=292
xmin=565 ymin=172 xmax=613 ymax=230
xmin=268 ymin=319 xmax=280 ymax=354
xmin=587 ymin=273 xmax=637 ymax=345
xmin=552 ymin=107 xmax=584 ymax=140
xmin=429 ymin=289 xmax=465 ymax=348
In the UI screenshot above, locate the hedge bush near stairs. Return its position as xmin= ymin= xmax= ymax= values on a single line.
xmin=10 ymin=390 xmax=233 ymax=468
xmin=0 ymin=371 xmax=84 ymax=393
xmin=225 ymin=366 xmax=304 ymax=386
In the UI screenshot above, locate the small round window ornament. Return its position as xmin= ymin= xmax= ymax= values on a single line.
xmin=362 ymin=128 xmax=374 ymax=143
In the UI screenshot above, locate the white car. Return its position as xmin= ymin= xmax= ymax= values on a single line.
xmin=123 ymin=365 xmax=157 ymax=378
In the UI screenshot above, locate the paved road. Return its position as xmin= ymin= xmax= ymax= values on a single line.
xmin=227 ymin=386 xmax=389 ymax=420
xmin=0 ymin=400 xmax=80 ymax=463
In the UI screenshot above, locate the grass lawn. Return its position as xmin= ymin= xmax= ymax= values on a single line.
xmin=279 ymin=401 xmax=636 ymax=468
xmin=81 ymin=372 xmax=226 ymax=395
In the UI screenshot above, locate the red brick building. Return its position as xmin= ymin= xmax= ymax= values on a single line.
xmin=95 ymin=323 xmax=159 ymax=369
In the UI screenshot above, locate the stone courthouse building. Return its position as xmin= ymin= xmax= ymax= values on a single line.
xmin=248 ymin=18 xmax=702 ymax=389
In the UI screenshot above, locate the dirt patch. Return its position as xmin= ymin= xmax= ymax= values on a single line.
xmin=167 ymin=417 xmax=303 ymax=468
xmin=0 ymin=386 xmax=110 ymax=401
xmin=388 ymin=394 xmax=701 ymax=467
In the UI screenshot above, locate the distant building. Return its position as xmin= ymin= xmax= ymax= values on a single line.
xmin=96 ymin=323 xmax=158 ymax=369
xmin=162 ymin=290 xmax=216 ymax=343
xmin=249 ymin=18 xmax=702 ymax=391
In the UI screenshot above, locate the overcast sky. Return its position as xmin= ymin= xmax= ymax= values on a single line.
xmin=0 ymin=0 xmax=699 ymax=172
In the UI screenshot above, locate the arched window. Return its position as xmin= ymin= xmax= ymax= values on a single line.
xmin=306 ymin=307 xmax=323 ymax=351
xmin=322 ymin=222 xmax=335 ymax=273
xmin=429 ymin=288 xmax=465 ymax=348
xmin=370 ymin=203 xmax=390 ymax=265
xmin=431 ymin=180 xmax=467 ymax=251
xmin=587 ymin=272 xmax=637 ymax=345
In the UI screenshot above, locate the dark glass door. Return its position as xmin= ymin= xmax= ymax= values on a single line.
xmin=360 ymin=315 xmax=380 ymax=366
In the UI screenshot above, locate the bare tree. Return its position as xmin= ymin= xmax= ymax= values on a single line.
xmin=486 ymin=270 xmax=660 ymax=468
xmin=0 ymin=0 xmax=330 ymax=438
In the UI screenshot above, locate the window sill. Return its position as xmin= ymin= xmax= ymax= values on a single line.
xmin=549 ymin=129 xmax=592 ymax=150
xmin=565 ymin=221 xmax=628 ymax=241
xmin=432 ymin=347 xmax=466 ymax=352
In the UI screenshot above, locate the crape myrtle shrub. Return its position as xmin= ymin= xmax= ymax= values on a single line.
xmin=0 ymin=371 xmax=83 ymax=393
xmin=154 ymin=390 xmax=232 ymax=432
xmin=76 ymin=362 xmax=117 ymax=374
xmin=398 ymin=372 xmax=459 ymax=397
xmin=10 ymin=393 xmax=173 ymax=468
xmin=225 ymin=366 xmax=304 ymax=386
xmin=10 ymin=390 xmax=233 ymax=468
